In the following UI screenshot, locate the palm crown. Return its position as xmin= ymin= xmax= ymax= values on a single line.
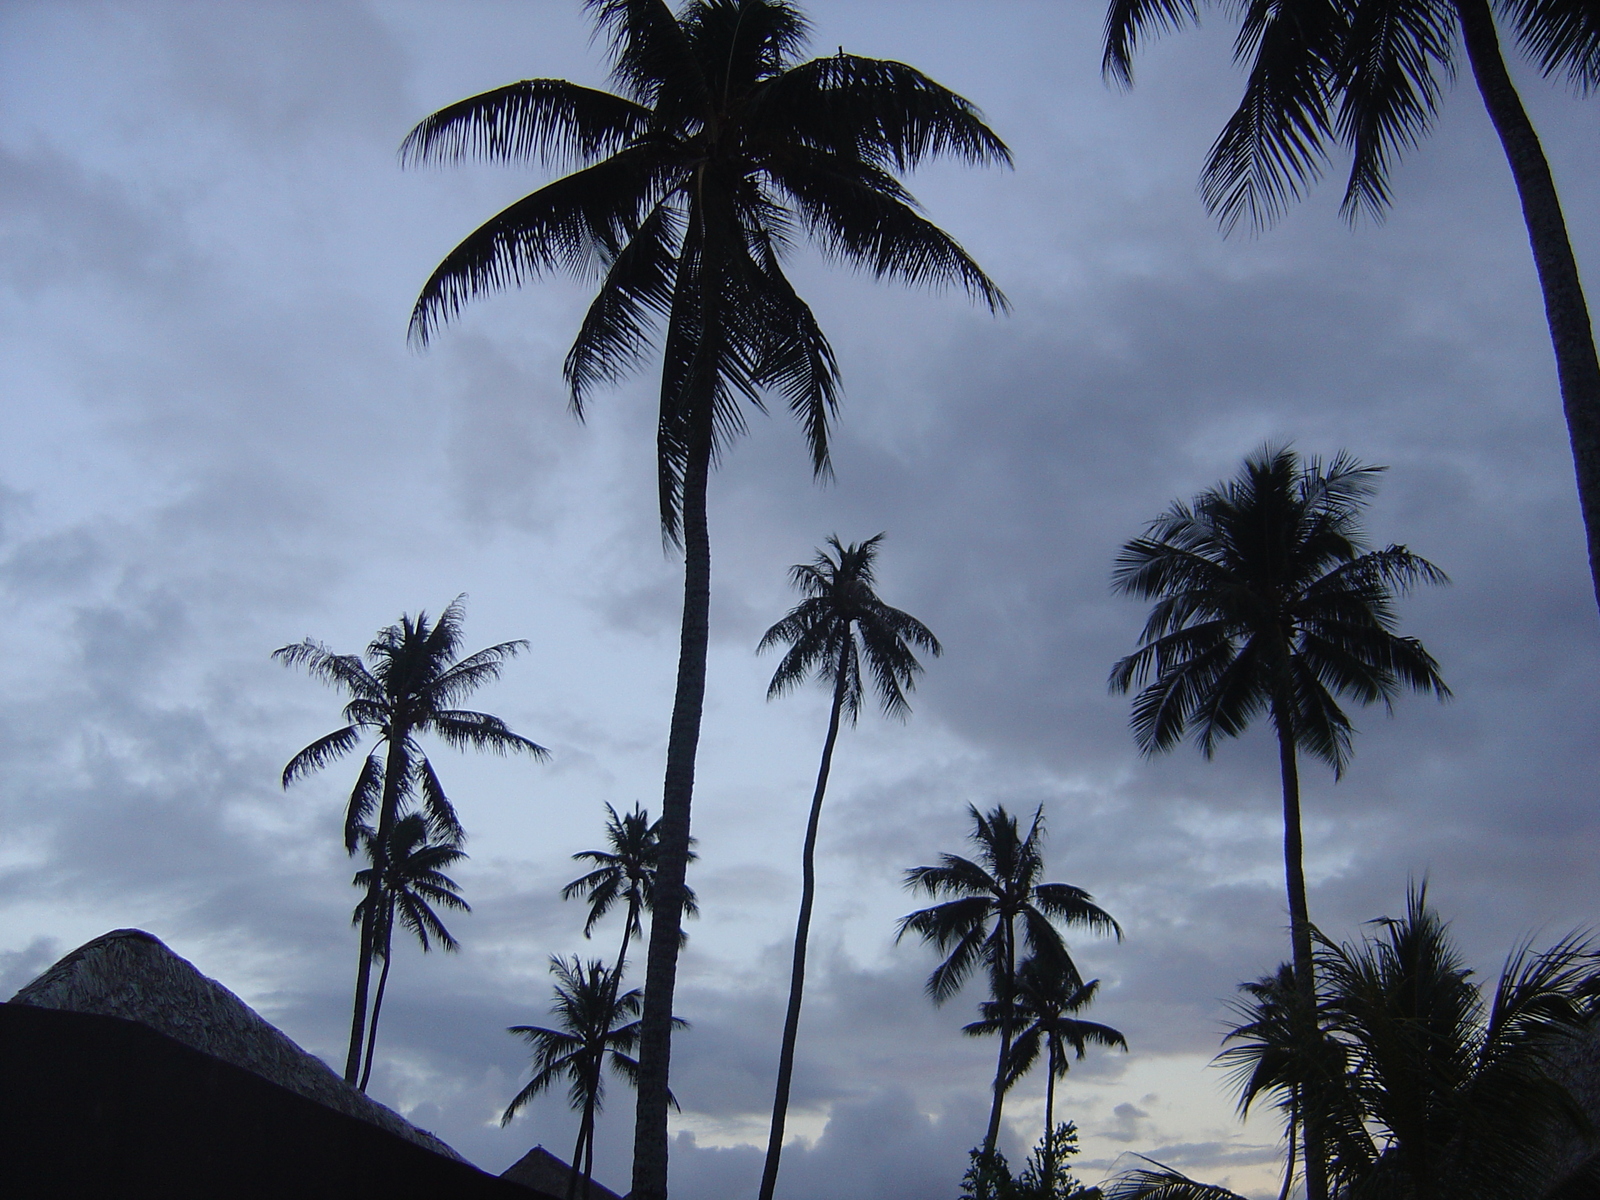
xmin=352 ymin=812 xmax=471 ymax=956
xmin=1109 ymin=446 xmax=1450 ymax=773
xmin=759 ymin=533 xmax=942 ymax=721
xmin=402 ymin=0 xmax=1009 ymax=539
xmin=899 ymin=805 xmax=1122 ymax=1004
xmin=563 ymin=802 xmax=698 ymax=944
xmin=503 ymin=957 xmax=648 ymax=1125
xmin=277 ymin=597 xmax=548 ymax=848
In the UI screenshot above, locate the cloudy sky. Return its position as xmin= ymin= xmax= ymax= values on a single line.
xmin=2 ymin=2 xmax=1598 ymax=1197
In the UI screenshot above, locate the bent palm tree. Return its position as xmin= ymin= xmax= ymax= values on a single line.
xmin=1103 ymin=0 xmax=1600 ymax=610
xmin=966 ymin=957 xmax=1126 ymax=1198
xmin=1105 ymin=889 xmax=1600 ymax=1200
xmin=351 ymin=812 xmax=470 ymax=1091
xmin=898 ymin=805 xmax=1122 ymax=1161
xmin=504 ymin=958 xmax=685 ymax=1200
xmin=401 ymin=6 xmax=1006 ymax=1189
xmin=1109 ymin=447 xmax=1447 ymax=1199
xmin=276 ymin=597 xmax=547 ymax=1082
xmin=756 ymin=533 xmax=941 ymax=1200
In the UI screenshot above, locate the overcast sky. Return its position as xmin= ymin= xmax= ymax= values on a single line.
xmin=1 ymin=2 xmax=1598 ymax=1197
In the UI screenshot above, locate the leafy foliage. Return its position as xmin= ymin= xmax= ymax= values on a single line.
xmin=402 ymin=0 xmax=1009 ymax=541
xmin=1109 ymin=446 xmax=1448 ymax=774
xmin=1103 ymin=0 xmax=1600 ymax=229
xmin=276 ymin=597 xmax=548 ymax=847
xmin=759 ymin=533 xmax=941 ymax=721
xmin=563 ymin=802 xmax=698 ymax=946
xmin=961 ymin=1124 xmax=1094 ymax=1200
xmin=1107 ymin=889 xmax=1600 ymax=1200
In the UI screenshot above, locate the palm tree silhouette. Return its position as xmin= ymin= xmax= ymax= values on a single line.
xmin=275 ymin=597 xmax=547 ymax=1082
xmin=350 ymin=811 xmax=470 ymax=1091
xmin=898 ymin=805 xmax=1121 ymax=1162
xmin=755 ymin=533 xmax=940 ymax=1200
xmin=1102 ymin=0 xmax=1600 ymax=610
xmin=1109 ymin=446 xmax=1448 ymax=1198
xmin=563 ymin=802 xmax=699 ymax=981
xmin=503 ymin=957 xmax=684 ymax=1200
xmin=400 ymin=5 xmax=1007 ymax=1187
xmin=965 ymin=957 xmax=1126 ymax=1197
xmin=1104 ymin=889 xmax=1600 ymax=1200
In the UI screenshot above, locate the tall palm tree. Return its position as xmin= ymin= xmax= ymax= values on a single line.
xmin=1109 ymin=448 xmax=1447 ymax=989
xmin=275 ymin=598 xmax=547 ymax=1083
xmin=1102 ymin=0 xmax=1600 ymax=611
xmin=350 ymin=811 xmax=471 ymax=1092
xmin=563 ymin=802 xmax=699 ymax=982
xmin=1103 ymin=889 xmax=1600 ymax=1200
xmin=1109 ymin=447 xmax=1447 ymax=1200
xmin=965 ymin=957 xmax=1127 ymax=1198
xmin=503 ymin=957 xmax=684 ymax=1200
xmin=755 ymin=532 xmax=941 ymax=1200
xmin=897 ymin=805 xmax=1122 ymax=1161
xmin=400 ymin=6 xmax=1006 ymax=1189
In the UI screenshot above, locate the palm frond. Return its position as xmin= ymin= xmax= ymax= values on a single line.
xmin=1501 ymin=0 xmax=1600 ymax=92
xmin=408 ymin=148 xmax=676 ymax=346
xmin=1103 ymin=0 xmax=1203 ymax=85
xmin=282 ymin=725 xmax=365 ymax=787
xmin=400 ymin=78 xmax=649 ymax=170
xmin=1199 ymin=0 xmax=1343 ymax=232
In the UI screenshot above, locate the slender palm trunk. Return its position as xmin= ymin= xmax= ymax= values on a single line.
xmin=568 ymin=1090 xmax=595 ymax=1200
xmin=1274 ymin=719 xmax=1326 ymax=1200
xmin=582 ymin=1097 xmax=597 ymax=1200
xmin=632 ymin=426 xmax=713 ymax=1200
xmin=758 ymin=658 xmax=850 ymax=1200
xmin=981 ymin=915 xmax=1017 ymax=1160
xmin=1043 ymin=1044 xmax=1057 ymax=1198
xmin=358 ymin=909 xmax=395 ymax=1092
xmin=346 ymin=736 xmax=409 ymax=1082
xmin=1278 ymin=1107 xmax=1298 ymax=1200
xmin=1454 ymin=0 xmax=1600 ymax=611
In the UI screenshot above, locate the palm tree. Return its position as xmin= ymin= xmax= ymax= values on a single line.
xmin=1109 ymin=447 xmax=1447 ymax=986
xmin=350 ymin=811 xmax=471 ymax=1092
xmin=563 ymin=802 xmax=699 ymax=981
xmin=1102 ymin=0 xmax=1600 ymax=611
xmin=400 ymin=6 xmax=1007 ymax=1188
xmin=1109 ymin=447 xmax=1447 ymax=1200
xmin=755 ymin=532 xmax=941 ymax=1200
xmin=966 ymin=957 xmax=1127 ymax=1198
xmin=275 ymin=597 xmax=547 ymax=1083
xmin=1103 ymin=889 xmax=1600 ymax=1200
xmin=897 ymin=805 xmax=1122 ymax=1161
xmin=503 ymin=957 xmax=684 ymax=1200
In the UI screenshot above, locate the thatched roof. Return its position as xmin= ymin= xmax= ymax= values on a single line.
xmin=501 ymin=1145 xmax=626 ymax=1200
xmin=8 ymin=927 xmax=462 ymax=1161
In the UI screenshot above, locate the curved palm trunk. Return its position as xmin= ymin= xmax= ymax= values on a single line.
xmin=1274 ymin=720 xmax=1326 ymax=1200
xmin=981 ymin=915 xmax=1017 ymax=1161
xmin=1454 ymin=0 xmax=1600 ymax=611
xmin=358 ymin=908 xmax=395 ymax=1092
xmin=757 ymin=658 xmax=850 ymax=1200
xmin=346 ymin=736 xmax=409 ymax=1082
xmin=632 ymin=427 xmax=713 ymax=1200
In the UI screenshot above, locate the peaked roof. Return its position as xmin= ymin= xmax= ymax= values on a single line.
xmin=9 ymin=928 xmax=462 ymax=1161
xmin=501 ymin=1145 xmax=626 ymax=1200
